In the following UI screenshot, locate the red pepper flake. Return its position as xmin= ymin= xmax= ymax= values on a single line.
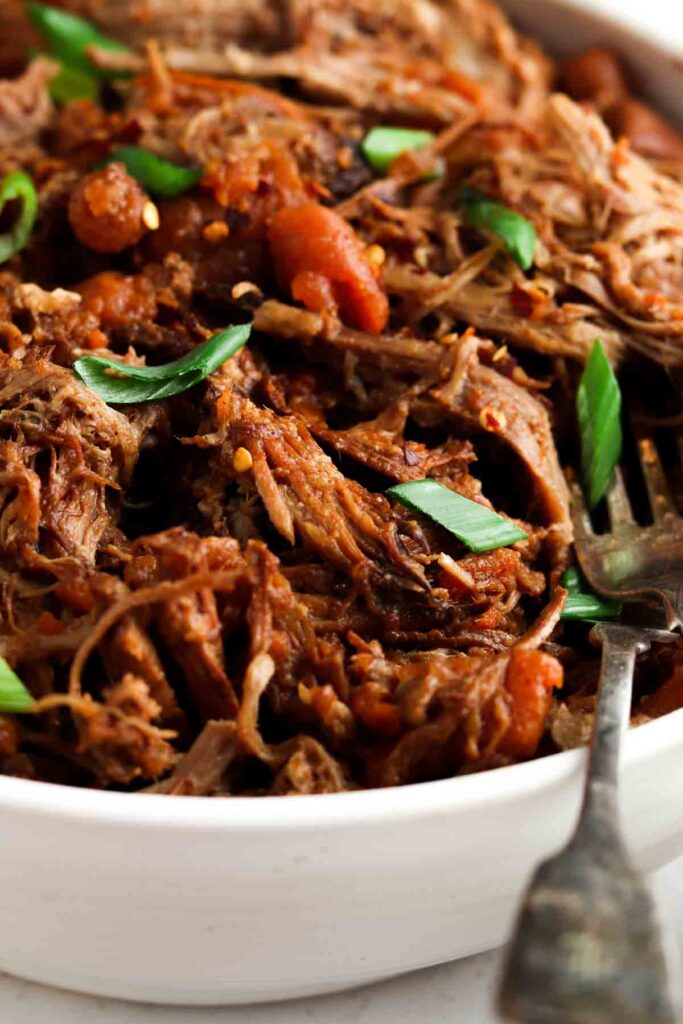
xmin=511 ymin=282 xmax=548 ymax=320
xmin=479 ymin=405 xmax=507 ymax=433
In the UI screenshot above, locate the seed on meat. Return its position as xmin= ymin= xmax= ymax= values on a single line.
xmin=479 ymin=406 xmax=507 ymax=433
xmin=232 ymin=447 xmax=254 ymax=472
xmin=142 ymin=201 xmax=160 ymax=231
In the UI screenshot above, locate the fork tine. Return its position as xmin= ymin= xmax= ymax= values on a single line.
xmin=635 ymin=433 xmax=677 ymax=521
xmin=569 ymin=478 xmax=595 ymax=538
xmin=604 ymin=467 xmax=635 ymax=531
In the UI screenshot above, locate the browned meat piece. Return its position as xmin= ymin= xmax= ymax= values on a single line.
xmin=605 ymin=98 xmax=683 ymax=163
xmin=0 ymin=58 xmax=55 ymax=157
xmin=100 ymin=614 xmax=185 ymax=729
xmin=0 ymin=276 xmax=100 ymax=363
xmin=76 ymin=686 xmax=176 ymax=785
xmin=200 ymin=389 xmax=434 ymax=599
xmin=151 ymin=0 xmax=550 ymax=124
xmin=272 ymin=378 xmax=481 ymax=492
xmin=427 ymin=337 xmax=572 ymax=547
xmin=56 ymin=0 xmax=284 ymax=53
xmin=0 ymin=355 xmax=143 ymax=568
xmin=126 ymin=530 xmax=244 ymax=722
xmin=376 ymin=93 xmax=683 ymax=365
xmin=147 ymin=721 xmax=239 ymax=795
xmin=0 ymin=1 xmax=40 ymax=76
xmin=270 ymin=736 xmax=349 ymax=794
xmin=560 ymin=48 xmax=628 ymax=109
xmin=353 ymin=589 xmax=565 ymax=785
xmin=560 ymin=49 xmax=683 ymax=164
xmin=546 ymin=94 xmax=683 ymax=363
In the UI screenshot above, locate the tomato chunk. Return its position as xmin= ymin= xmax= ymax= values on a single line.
xmin=77 ymin=271 xmax=157 ymax=329
xmin=69 ymin=164 xmax=149 ymax=254
xmin=499 ymin=648 xmax=563 ymax=758
xmin=268 ymin=202 xmax=389 ymax=334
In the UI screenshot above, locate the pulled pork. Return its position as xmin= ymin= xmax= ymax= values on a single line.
xmin=0 ymin=0 xmax=681 ymax=795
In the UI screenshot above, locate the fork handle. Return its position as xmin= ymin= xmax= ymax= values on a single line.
xmin=576 ymin=623 xmax=653 ymax=852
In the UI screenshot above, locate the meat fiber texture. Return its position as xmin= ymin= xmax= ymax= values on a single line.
xmin=0 ymin=0 xmax=682 ymax=795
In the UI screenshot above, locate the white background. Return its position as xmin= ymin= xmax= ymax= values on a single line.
xmin=3 ymin=0 xmax=683 ymax=1021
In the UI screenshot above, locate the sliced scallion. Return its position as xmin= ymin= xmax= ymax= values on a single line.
xmin=577 ymin=339 xmax=622 ymax=509
xmin=49 ymin=62 xmax=99 ymax=103
xmin=361 ymin=126 xmax=435 ymax=176
xmin=0 ymin=658 xmax=35 ymax=714
xmin=101 ymin=147 xmax=202 ymax=199
xmin=0 ymin=171 xmax=38 ymax=265
xmin=387 ymin=479 xmax=527 ymax=553
xmin=73 ymin=322 xmax=252 ymax=404
xmin=560 ymin=567 xmax=621 ymax=621
xmin=459 ymin=185 xmax=537 ymax=271
xmin=28 ymin=3 xmax=132 ymax=79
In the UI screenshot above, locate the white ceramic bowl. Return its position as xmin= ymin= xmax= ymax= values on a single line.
xmin=2 ymin=0 xmax=683 ymax=1006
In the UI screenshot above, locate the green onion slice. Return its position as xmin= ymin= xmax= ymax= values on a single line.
xmin=560 ymin=567 xmax=621 ymax=621
xmin=459 ymin=185 xmax=537 ymax=271
xmin=73 ymin=322 xmax=252 ymax=405
xmin=0 ymin=658 xmax=35 ymax=714
xmin=577 ymin=339 xmax=622 ymax=509
xmin=0 ymin=171 xmax=38 ymax=265
xmin=101 ymin=147 xmax=202 ymax=199
xmin=28 ymin=3 xmax=132 ymax=79
xmin=49 ymin=62 xmax=99 ymax=103
xmin=361 ymin=126 xmax=435 ymax=176
xmin=387 ymin=479 xmax=528 ymax=553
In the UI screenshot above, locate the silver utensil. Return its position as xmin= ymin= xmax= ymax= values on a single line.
xmin=498 ymin=622 xmax=679 ymax=1024
xmin=572 ymin=431 xmax=683 ymax=631
xmin=499 ymin=432 xmax=683 ymax=1022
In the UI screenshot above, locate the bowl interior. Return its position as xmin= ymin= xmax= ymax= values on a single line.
xmin=2 ymin=0 xmax=683 ymax=826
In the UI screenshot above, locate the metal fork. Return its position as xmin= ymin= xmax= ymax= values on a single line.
xmin=573 ymin=430 xmax=683 ymax=631
xmin=498 ymin=430 xmax=683 ymax=1023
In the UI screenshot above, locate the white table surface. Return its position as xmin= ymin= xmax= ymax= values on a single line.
xmin=2 ymin=857 xmax=682 ymax=1023
xmin=3 ymin=1 xmax=680 ymax=1021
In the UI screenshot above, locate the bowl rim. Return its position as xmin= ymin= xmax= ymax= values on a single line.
xmin=2 ymin=0 xmax=683 ymax=836
xmin=500 ymin=0 xmax=683 ymax=56
xmin=0 ymin=708 xmax=681 ymax=831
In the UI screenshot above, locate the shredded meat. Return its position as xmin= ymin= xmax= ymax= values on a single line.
xmin=0 ymin=0 xmax=678 ymax=794
xmin=0 ymin=355 xmax=144 ymax=568
xmin=0 ymin=58 xmax=55 ymax=156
